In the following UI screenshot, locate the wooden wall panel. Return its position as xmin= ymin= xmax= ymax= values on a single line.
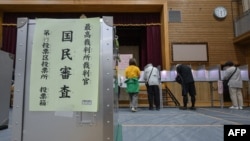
xmin=164 ymin=0 xmax=247 ymax=107
xmin=167 ymin=0 xmax=246 ymax=66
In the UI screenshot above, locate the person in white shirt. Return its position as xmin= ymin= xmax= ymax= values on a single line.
xmin=223 ymin=61 xmax=244 ymax=110
xmin=143 ymin=63 xmax=161 ymax=111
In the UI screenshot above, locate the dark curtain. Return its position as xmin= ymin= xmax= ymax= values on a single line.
xmin=116 ymin=26 xmax=144 ymax=46
xmin=139 ymin=25 xmax=162 ymax=69
xmin=113 ymin=13 xmax=162 ymax=69
xmin=1 ymin=13 xmax=81 ymax=55
xmin=2 ymin=25 xmax=17 ymax=54
xmin=146 ymin=25 xmax=162 ymax=68
xmin=1 ymin=12 xmax=162 ymax=69
xmin=139 ymin=28 xmax=147 ymax=69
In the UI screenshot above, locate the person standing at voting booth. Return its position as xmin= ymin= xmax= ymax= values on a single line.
xmin=175 ymin=64 xmax=196 ymax=110
xmin=223 ymin=61 xmax=244 ymax=110
xmin=143 ymin=63 xmax=161 ymax=111
xmin=124 ymin=58 xmax=141 ymax=112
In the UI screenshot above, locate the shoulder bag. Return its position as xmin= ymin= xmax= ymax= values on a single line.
xmin=223 ymin=67 xmax=237 ymax=94
xmin=145 ymin=67 xmax=153 ymax=88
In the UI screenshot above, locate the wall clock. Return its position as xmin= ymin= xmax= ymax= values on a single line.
xmin=214 ymin=6 xmax=227 ymax=19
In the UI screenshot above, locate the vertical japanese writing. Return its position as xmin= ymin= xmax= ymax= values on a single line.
xmin=39 ymin=30 xmax=50 ymax=106
xmin=62 ymin=31 xmax=73 ymax=42
xmin=59 ymin=31 xmax=73 ymax=98
xmin=60 ymin=66 xmax=72 ymax=79
xmin=61 ymin=48 xmax=73 ymax=60
xmin=40 ymin=87 xmax=48 ymax=106
xmin=30 ymin=18 xmax=100 ymax=111
xmin=41 ymin=30 xmax=50 ymax=79
xmin=82 ymin=23 xmax=92 ymax=85
xmin=59 ymin=85 xmax=71 ymax=98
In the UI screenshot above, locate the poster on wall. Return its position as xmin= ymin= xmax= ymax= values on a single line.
xmin=29 ymin=18 xmax=100 ymax=112
xmin=118 ymin=54 xmax=133 ymax=70
xmin=117 ymin=54 xmax=133 ymax=87
xmin=172 ymin=43 xmax=208 ymax=62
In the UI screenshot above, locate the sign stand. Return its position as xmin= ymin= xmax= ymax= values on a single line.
xmin=12 ymin=17 xmax=119 ymax=141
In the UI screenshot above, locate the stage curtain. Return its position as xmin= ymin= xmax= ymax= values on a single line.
xmin=1 ymin=13 xmax=162 ymax=68
xmin=1 ymin=25 xmax=17 ymax=55
xmin=113 ymin=13 xmax=162 ymax=69
xmin=143 ymin=25 xmax=162 ymax=69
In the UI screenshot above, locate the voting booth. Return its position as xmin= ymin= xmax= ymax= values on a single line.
xmin=206 ymin=65 xmax=221 ymax=107
xmin=11 ymin=17 xmax=119 ymax=141
xmin=161 ymin=65 xmax=223 ymax=107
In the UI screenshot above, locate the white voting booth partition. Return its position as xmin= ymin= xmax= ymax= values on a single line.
xmin=12 ymin=17 xmax=120 ymax=141
xmin=206 ymin=65 xmax=222 ymax=107
xmin=0 ymin=50 xmax=13 ymax=130
xmin=161 ymin=65 xmax=222 ymax=107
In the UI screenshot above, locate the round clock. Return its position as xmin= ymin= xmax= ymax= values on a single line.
xmin=214 ymin=6 xmax=227 ymax=19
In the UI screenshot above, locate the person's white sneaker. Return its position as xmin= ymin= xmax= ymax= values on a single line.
xmin=239 ymin=106 xmax=243 ymax=110
xmin=131 ymin=107 xmax=136 ymax=112
xmin=229 ymin=106 xmax=239 ymax=109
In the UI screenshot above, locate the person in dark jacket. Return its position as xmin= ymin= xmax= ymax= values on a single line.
xmin=175 ymin=64 xmax=196 ymax=110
